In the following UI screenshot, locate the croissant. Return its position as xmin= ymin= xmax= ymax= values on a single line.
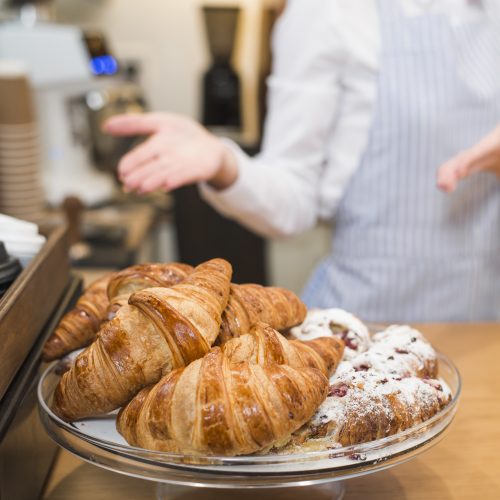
xmin=106 ymin=262 xmax=193 ymax=320
xmin=42 ymin=274 xmax=113 ymax=361
xmin=222 ymin=322 xmax=344 ymax=378
xmin=52 ymin=259 xmax=232 ymax=422
xmin=285 ymin=369 xmax=451 ymax=451
xmin=218 ymin=284 xmax=307 ymax=344
xmin=117 ymin=348 xmax=328 ymax=456
xmin=43 ymin=263 xmax=195 ymax=362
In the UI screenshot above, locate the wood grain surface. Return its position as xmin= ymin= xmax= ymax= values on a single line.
xmin=0 ymin=225 xmax=69 ymax=400
xmin=42 ymin=323 xmax=500 ymax=500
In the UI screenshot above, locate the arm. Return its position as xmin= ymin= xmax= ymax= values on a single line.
xmin=104 ymin=0 xmax=345 ymax=238
xmin=437 ymin=125 xmax=500 ymax=192
xmin=200 ymin=0 xmax=346 ymax=237
xmin=103 ymin=113 xmax=238 ymax=192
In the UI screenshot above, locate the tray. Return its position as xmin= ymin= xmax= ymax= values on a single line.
xmin=38 ymin=352 xmax=461 ymax=498
xmin=0 ymin=224 xmax=70 ymax=400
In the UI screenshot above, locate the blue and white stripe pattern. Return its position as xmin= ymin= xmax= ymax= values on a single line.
xmin=302 ymin=0 xmax=500 ymax=322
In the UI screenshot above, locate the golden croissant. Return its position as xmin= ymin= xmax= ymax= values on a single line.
xmin=44 ymin=263 xmax=303 ymax=361
xmin=105 ymin=262 xmax=193 ymax=320
xmin=107 ymin=279 xmax=305 ymax=341
xmin=218 ymin=284 xmax=307 ymax=344
xmin=117 ymin=348 xmax=329 ymax=456
xmin=222 ymin=321 xmax=344 ymax=378
xmin=52 ymin=258 xmax=232 ymax=422
xmin=43 ymin=262 xmax=194 ymax=361
xmin=42 ymin=274 xmax=113 ymax=361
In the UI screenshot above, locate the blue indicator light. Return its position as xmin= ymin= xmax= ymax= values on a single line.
xmin=90 ymin=56 xmax=119 ymax=76
xmin=90 ymin=57 xmax=105 ymax=75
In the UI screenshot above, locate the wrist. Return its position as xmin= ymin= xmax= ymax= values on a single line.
xmin=208 ymin=143 xmax=239 ymax=190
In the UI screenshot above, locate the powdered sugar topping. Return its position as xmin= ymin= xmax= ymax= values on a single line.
xmin=347 ymin=325 xmax=437 ymax=379
xmin=291 ymin=308 xmax=370 ymax=360
xmin=299 ymin=321 xmax=451 ymax=448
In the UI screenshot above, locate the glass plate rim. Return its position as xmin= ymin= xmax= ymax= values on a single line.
xmin=38 ymin=350 xmax=461 ymax=466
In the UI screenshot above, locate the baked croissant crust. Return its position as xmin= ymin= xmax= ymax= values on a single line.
xmin=218 ymin=284 xmax=307 ymax=344
xmin=222 ymin=322 xmax=344 ymax=378
xmin=52 ymin=259 xmax=232 ymax=422
xmin=43 ymin=263 xmax=194 ymax=362
xmin=42 ymin=274 xmax=113 ymax=361
xmin=117 ymin=348 xmax=329 ymax=456
xmin=106 ymin=262 xmax=193 ymax=320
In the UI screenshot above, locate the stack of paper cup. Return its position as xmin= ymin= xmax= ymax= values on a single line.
xmin=0 ymin=61 xmax=45 ymax=222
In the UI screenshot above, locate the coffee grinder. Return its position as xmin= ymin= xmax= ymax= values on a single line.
xmin=201 ymin=6 xmax=242 ymax=133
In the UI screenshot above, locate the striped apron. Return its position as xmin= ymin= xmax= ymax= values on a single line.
xmin=302 ymin=0 xmax=500 ymax=322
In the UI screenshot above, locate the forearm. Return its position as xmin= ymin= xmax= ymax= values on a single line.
xmin=207 ymin=144 xmax=239 ymax=190
xmin=201 ymin=0 xmax=345 ymax=236
xmin=200 ymin=143 xmax=319 ymax=239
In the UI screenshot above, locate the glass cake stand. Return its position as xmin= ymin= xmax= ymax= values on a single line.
xmin=38 ymin=353 xmax=461 ymax=500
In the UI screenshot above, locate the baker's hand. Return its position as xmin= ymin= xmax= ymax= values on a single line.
xmin=437 ymin=125 xmax=500 ymax=192
xmin=103 ymin=112 xmax=238 ymax=193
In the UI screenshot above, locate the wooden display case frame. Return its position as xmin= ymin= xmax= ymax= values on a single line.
xmin=0 ymin=224 xmax=70 ymax=401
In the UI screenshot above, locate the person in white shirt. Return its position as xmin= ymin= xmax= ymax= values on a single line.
xmin=104 ymin=0 xmax=500 ymax=322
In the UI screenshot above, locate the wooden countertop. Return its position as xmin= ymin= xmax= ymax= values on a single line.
xmin=42 ymin=323 xmax=500 ymax=500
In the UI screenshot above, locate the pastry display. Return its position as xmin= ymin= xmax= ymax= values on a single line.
xmin=117 ymin=348 xmax=329 ymax=455
xmin=44 ymin=264 xmax=306 ymax=362
xmin=291 ymin=308 xmax=370 ymax=360
xmin=47 ymin=258 xmax=453 ymax=458
xmin=53 ymin=258 xmax=233 ymax=421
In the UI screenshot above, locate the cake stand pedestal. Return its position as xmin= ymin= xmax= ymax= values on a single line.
xmin=156 ymin=481 xmax=345 ymax=500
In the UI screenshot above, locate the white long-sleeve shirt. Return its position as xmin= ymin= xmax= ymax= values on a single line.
xmin=200 ymin=0 xmax=500 ymax=238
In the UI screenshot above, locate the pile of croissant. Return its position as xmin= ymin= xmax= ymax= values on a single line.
xmin=45 ymin=258 xmax=451 ymax=457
